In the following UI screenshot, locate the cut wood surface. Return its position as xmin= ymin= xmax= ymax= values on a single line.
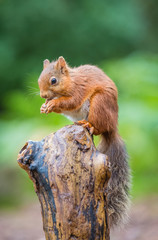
xmin=17 ymin=125 xmax=111 ymax=240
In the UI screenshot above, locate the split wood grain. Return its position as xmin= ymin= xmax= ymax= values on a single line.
xmin=17 ymin=125 xmax=111 ymax=240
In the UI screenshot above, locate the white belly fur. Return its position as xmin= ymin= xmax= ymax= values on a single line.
xmin=62 ymin=99 xmax=90 ymax=122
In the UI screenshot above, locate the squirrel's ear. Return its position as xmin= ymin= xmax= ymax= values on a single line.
xmin=56 ymin=56 xmax=68 ymax=74
xmin=43 ymin=59 xmax=50 ymax=69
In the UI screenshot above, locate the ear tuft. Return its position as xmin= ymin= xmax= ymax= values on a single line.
xmin=56 ymin=56 xmax=67 ymax=74
xmin=43 ymin=59 xmax=50 ymax=69
xmin=58 ymin=56 xmax=66 ymax=68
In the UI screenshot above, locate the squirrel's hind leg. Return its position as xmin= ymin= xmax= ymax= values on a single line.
xmin=75 ymin=120 xmax=94 ymax=135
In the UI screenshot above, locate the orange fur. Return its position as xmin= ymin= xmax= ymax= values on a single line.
xmin=38 ymin=57 xmax=131 ymax=228
xmin=38 ymin=56 xmax=118 ymax=144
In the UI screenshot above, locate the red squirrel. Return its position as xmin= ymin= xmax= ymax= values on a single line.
xmin=38 ymin=56 xmax=131 ymax=227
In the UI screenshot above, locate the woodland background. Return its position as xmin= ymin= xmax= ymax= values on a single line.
xmin=0 ymin=0 xmax=158 ymax=239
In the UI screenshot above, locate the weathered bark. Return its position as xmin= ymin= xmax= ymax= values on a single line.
xmin=17 ymin=125 xmax=111 ymax=240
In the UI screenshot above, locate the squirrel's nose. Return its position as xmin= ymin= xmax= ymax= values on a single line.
xmin=40 ymin=92 xmax=48 ymax=99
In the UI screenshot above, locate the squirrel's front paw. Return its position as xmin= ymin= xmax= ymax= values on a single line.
xmin=44 ymin=100 xmax=55 ymax=114
xmin=40 ymin=103 xmax=47 ymax=113
xmin=40 ymin=100 xmax=55 ymax=114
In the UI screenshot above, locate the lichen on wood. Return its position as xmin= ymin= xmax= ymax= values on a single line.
xmin=17 ymin=125 xmax=111 ymax=240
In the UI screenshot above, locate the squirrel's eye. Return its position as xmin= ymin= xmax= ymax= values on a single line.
xmin=51 ymin=77 xmax=57 ymax=85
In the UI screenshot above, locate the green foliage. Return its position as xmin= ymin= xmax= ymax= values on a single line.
xmin=0 ymin=0 xmax=157 ymax=105
xmin=0 ymin=53 xmax=158 ymax=207
xmin=0 ymin=0 xmax=158 ymax=208
xmin=102 ymin=53 xmax=158 ymax=197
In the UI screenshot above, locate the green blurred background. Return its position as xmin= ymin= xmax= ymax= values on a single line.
xmin=0 ymin=0 xmax=158 ymax=211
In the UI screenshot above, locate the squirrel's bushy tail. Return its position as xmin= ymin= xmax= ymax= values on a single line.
xmin=98 ymin=133 xmax=131 ymax=228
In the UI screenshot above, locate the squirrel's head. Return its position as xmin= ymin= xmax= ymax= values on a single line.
xmin=38 ymin=56 xmax=71 ymax=100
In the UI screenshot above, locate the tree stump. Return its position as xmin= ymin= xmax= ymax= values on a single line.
xmin=17 ymin=125 xmax=111 ymax=240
